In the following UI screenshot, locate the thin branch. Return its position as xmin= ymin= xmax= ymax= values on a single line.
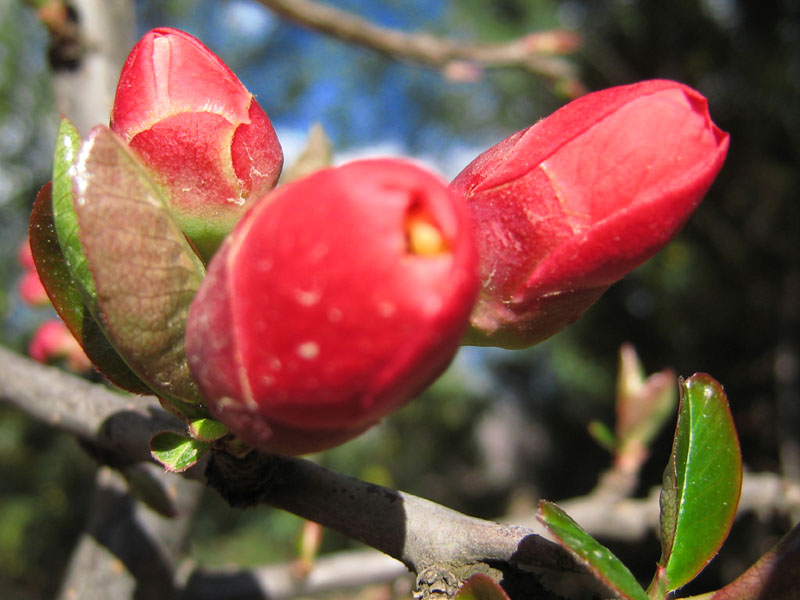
xmin=181 ymin=549 xmax=409 ymax=600
xmin=185 ymin=472 xmax=800 ymax=599
xmin=0 ymin=343 xmax=184 ymax=464
xmin=4 ymin=346 xmax=800 ymax=598
xmin=255 ymin=0 xmax=584 ymax=90
xmin=57 ymin=465 xmax=204 ymax=600
xmin=521 ymin=471 xmax=800 ymax=544
xmin=0 ymin=346 xmax=593 ymax=597
xmin=204 ymin=450 xmax=584 ymax=577
xmin=46 ymin=0 xmax=136 ymax=135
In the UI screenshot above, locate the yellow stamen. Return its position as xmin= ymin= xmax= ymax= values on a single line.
xmin=406 ymin=212 xmax=449 ymax=255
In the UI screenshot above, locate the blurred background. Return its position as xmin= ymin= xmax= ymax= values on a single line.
xmin=1 ymin=0 xmax=798 ymax=598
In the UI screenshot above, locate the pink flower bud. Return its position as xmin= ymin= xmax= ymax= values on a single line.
xmin=451 ymin=80 xmax=729 ymax=348
xmin=18 ymin=237 xmax=50 ymax=307
xmin=110 ymin=27 xmax=283 ymax=260
xmin=19 ymin=270 xmax=50 ymax=307
xmin=18 ymin=237 xmax=35 ymax=270
xmin=186 ymin=159 xmax=478 ymax=455
xmin=28 ymin=319 xmax=92 ymax=373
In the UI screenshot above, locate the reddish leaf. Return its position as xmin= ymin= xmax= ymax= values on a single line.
xmin=29 ymin=183 xmax=153 ymax=394
xmin=72 ymin=125 xmax=206 ymax=405
xmin=455 ymin=574 xmax=511 ymax=600
xmin=710 ymin=522 xmax=800 ymax=600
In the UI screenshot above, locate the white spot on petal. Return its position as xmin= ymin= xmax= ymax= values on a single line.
xmin=327 ymin=308 xmax=343 ymax=322
xmin=297 ymin=341 xmax=319 ymax=360
xmin=296 ymin=289 xmax=320 ymax=306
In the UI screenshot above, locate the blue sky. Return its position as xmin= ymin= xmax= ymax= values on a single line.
xmin=135 ymin=0 xmax=503 ymax=178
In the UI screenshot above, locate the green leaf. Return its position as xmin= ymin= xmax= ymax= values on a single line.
xmin=51 ymin=117 xmax=99 ymax=307
xmin=536 ymin=500 xmax=649 ymax=600
xmin=188 ymin=417 xmax=228 ymax=442
xmin=455 ymin=574 xmax=511 ymax=600
xmin=71 ymin=125 xmax=206 ymax=405
xmin=29 ymin=183 xmax=153 ymax=394
xmin=150 ymin=431 xmax=210 ymax=473
xmin=707 ymin=521 xmax=800 ymax=600
xmin=588 ymin=420 xmax=617 ymax=453
xmin=658 ymin=374 xmax=742 ymax=591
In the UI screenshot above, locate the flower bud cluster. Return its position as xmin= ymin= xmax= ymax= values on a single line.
xmin=30 ymin=28 xmax=728 ymax=455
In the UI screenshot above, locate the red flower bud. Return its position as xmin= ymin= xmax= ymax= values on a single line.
xmin=19 ymin=270 xmax=50 ymax=307
xmin=18 ymin=237 xmax=50 ymax=307
xmin=186 ymin=159 xmax=478 ymax=455
xmin=29 ymin=319 xmax=91 ymax=373
xmin=111 ymin=27 xmax=283 ymax=260
xmin=451 ymin=80 xmax=729 ymax=348
xmin=18 ymin=236 xmax=35 ymax=270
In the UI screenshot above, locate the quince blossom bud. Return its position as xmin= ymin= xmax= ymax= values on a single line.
xmin=19 ymin=270 xmax=49 ymax=307
xmin=18 ymin=238 xmax=49 ymax=307
xmin=451 ymin=80 xmax=729 ymax=348
xmin=29 ymin=320 xmax=91 ymax=373
xmin=111 ymin=27 xmax=283 ymax=260
xmin=186 ymin=159 xmax=478 ymax=455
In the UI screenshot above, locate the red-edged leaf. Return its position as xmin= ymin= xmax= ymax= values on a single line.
xmin=71 ymin=125 xmax=206 ymax=405
xmin=709 ymin=521 xmax=800 ymax=600
xmin=29 ymin=183 xmax=153 ymax=394
xmin=455 ymin=574 xmax=511 ymax=600
xmin=537 ymin=500 xmax=648 ymax=600
xmin=150 ymin=431 xmax=209 ymax=473
xmin=657 ymin=374 xmax=742 ymax=591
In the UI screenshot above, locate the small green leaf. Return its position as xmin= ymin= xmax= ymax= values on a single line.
xmin=150 ymin=431 xmax=210 ymax=472
xmin=707 ymin=521 xmax=800 ymax=600
xmin=72 ymin=125 xmax=206 ymax=405
xmin=537 ymin=500 xmax=649 ymax=600
xmin=588 ymin=420 xmax=617 ymax=453
xmin=455 ymin=574 xmax=511 ymax=600
xmin=658 ymin=374 xmax=742 ymax=591
xmin=188 ymin=417 xmax=228 ymax=442
xmin=29 ymin=183 xmax=153 ymax=394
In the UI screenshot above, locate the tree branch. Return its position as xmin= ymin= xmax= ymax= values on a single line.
xmin=182 ymin=549 xmax=409 ymax=600
xmin=0 ymin=345 xmax=595 ymax=597
xmin=57 ymin=465 xmax=204 ymax=600
xmin=4 ymin=345 xmax=799 ymax=598
xmin=204 ymin=450 xmax=584 ymax=576
xmin=255 ymin=0 xmax=584 ymax=91
xmin=0 ymin=343 xmax=185 ymax=465
xmin=46 ymin=0 xmax=136 ymax=135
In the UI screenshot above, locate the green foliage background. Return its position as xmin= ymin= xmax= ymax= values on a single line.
xmin=0 ymin=0 xmax=798 ymax=598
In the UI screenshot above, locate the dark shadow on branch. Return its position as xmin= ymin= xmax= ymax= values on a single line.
xmin=58 ymin=467 xmax=179 ymax=600
xmin=88 ymin=481 xmax=177 ymax=599
xmin=206 ymin=450 xmax=409 ymax=568
xmin=182 ymin=570 xmax=273 ymax=600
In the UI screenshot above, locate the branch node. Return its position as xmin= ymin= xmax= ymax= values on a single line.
xmin=205 ymin=449 xmax=280 ymax=508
